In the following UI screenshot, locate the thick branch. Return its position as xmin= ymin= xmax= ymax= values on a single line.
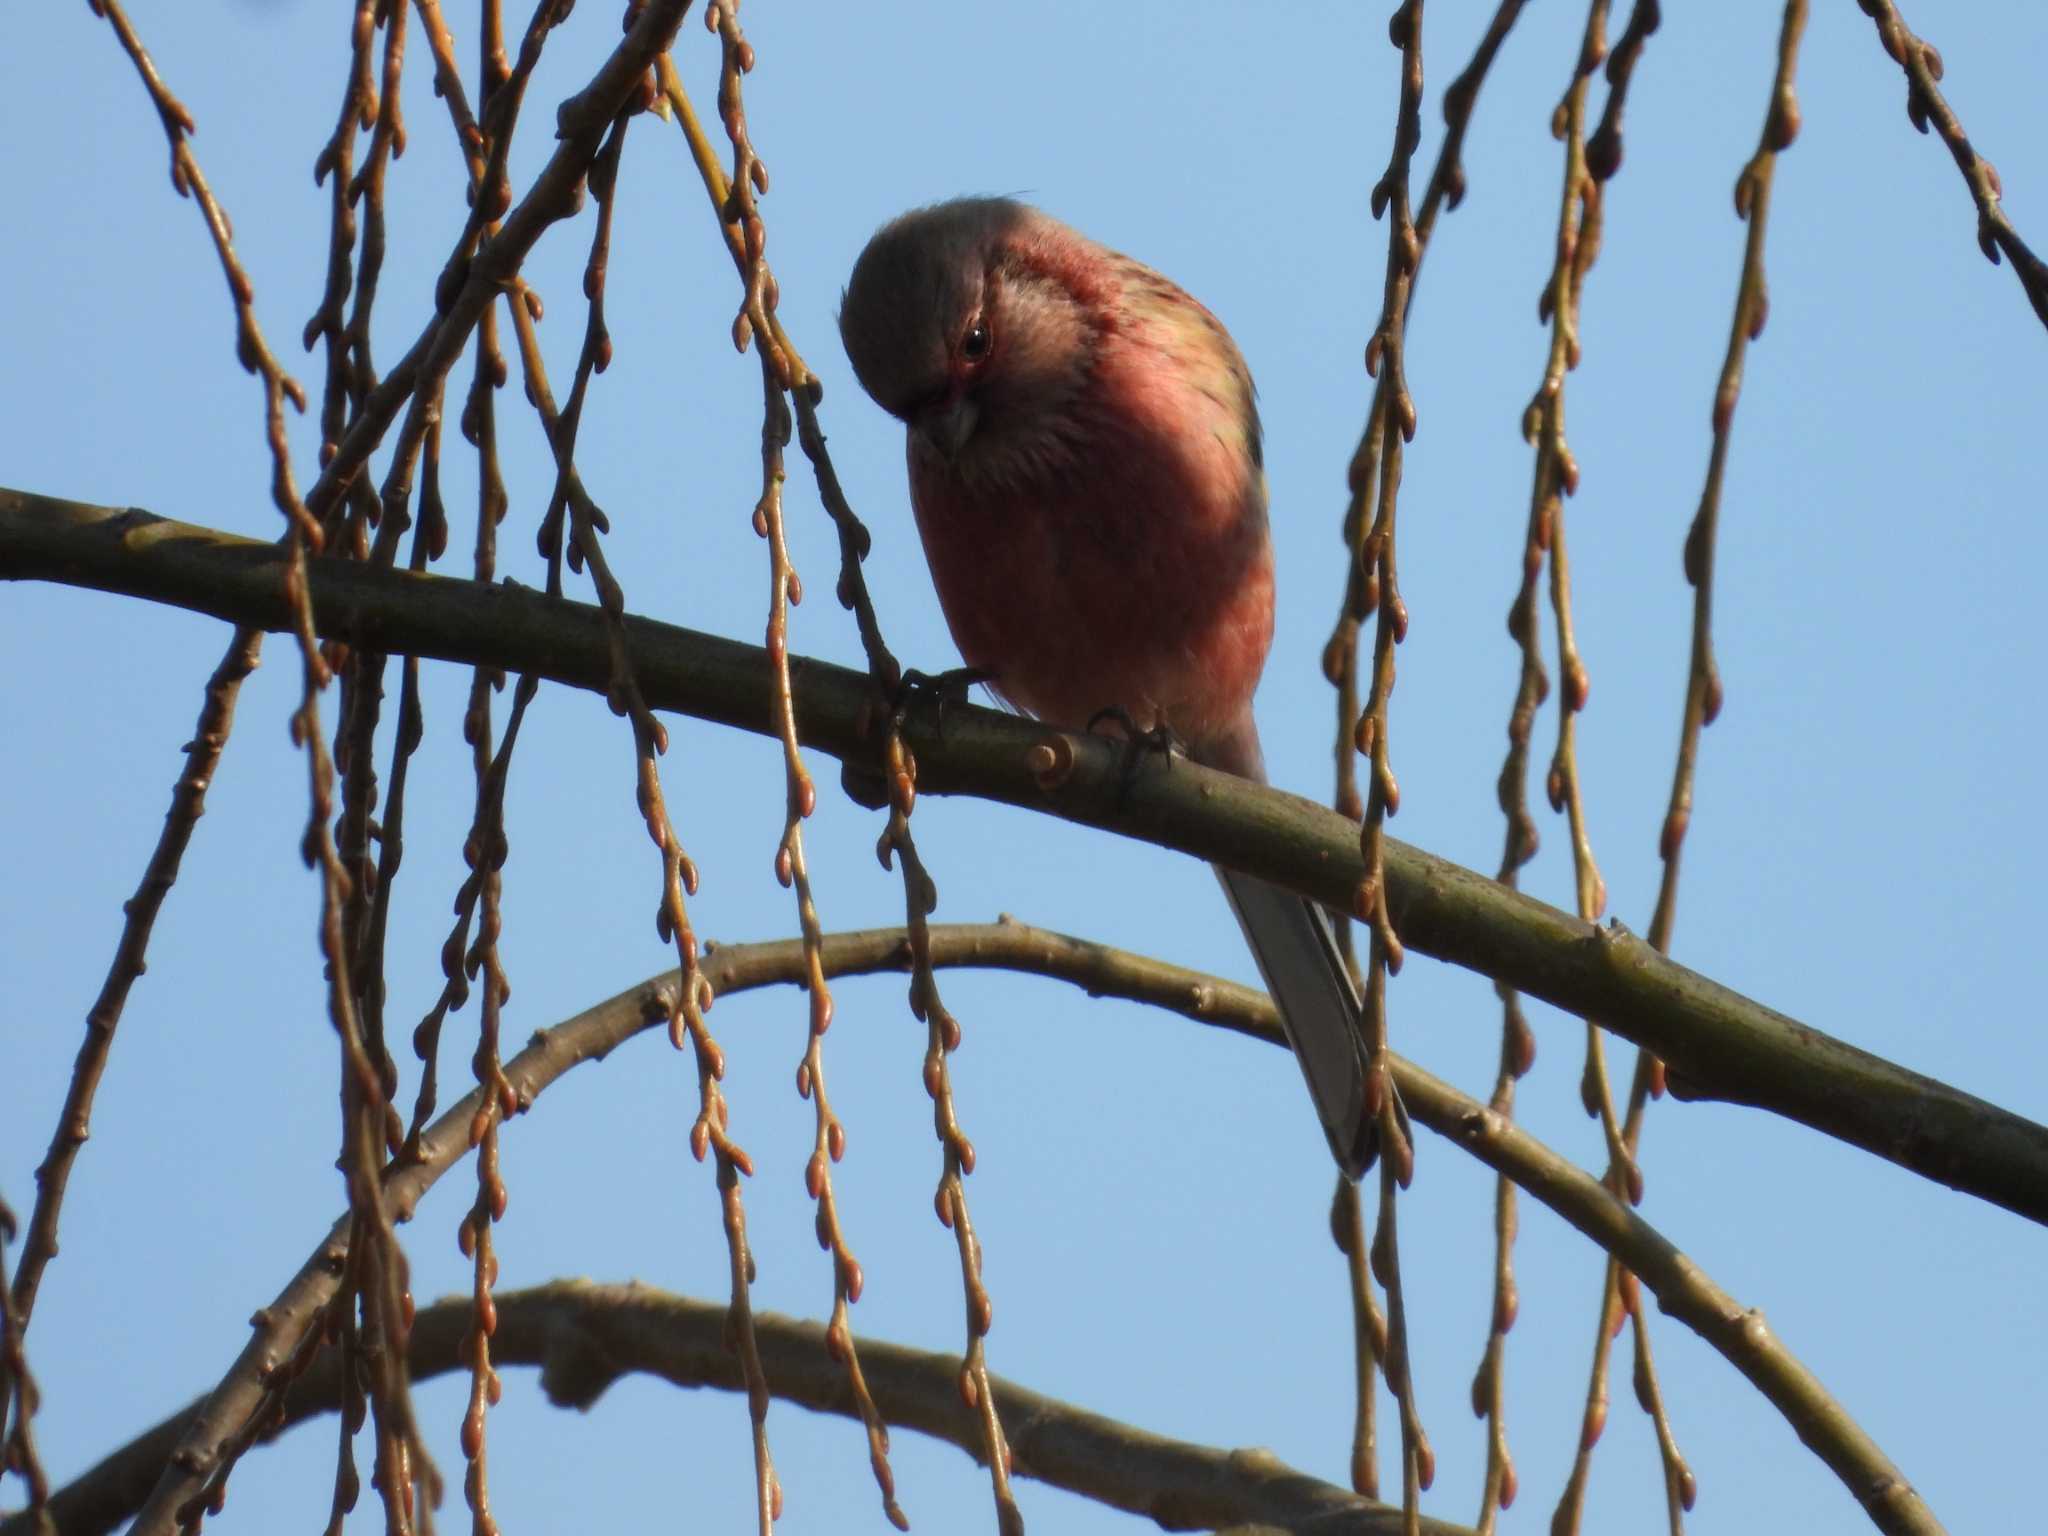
xmin=4 ymin=489 xmax=2046 ymax=1230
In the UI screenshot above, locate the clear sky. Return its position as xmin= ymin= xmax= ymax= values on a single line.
xmin=4 ymin=4 xmax=2045 ymax=1534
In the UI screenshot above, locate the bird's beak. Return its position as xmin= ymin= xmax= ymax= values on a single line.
xmin=912 ymin=396 xmax=979 ymax=463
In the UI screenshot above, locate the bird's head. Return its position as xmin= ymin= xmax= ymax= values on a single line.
xmin=839 ymin=197 xmax=1103 ymax=485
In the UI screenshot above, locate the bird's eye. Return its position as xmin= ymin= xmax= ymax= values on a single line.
xmin=960 ymin=319 xmax=993 ymax=362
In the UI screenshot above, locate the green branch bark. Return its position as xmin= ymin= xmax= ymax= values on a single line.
xmin=9 ymin=924 xmax=1936 ymax=1536
xmin=4 ymin=485 xmax=2045 ymax=1231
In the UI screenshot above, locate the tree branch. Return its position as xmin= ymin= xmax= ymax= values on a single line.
xmin=3 ymin=487 xmax=2045 ymax=1234
xmin=26 ymin=1279 xmax=1476 ymax=1536
xmin=5 ymin=923 xmax=1936 ymax=1536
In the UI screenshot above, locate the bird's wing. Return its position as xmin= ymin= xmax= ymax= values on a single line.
xmin=1213 ymin=864 xmax=1376 ymax=1178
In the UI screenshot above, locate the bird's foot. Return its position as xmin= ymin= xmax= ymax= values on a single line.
xmin=1086 ymin=706 xmax=1182 ymax=804
xmin=892 ymin=665 xmax=995 ymax=739
xmin=841 ymin=666 xmax=995 ymax=811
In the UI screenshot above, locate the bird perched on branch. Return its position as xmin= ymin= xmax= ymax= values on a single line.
xmin=839 ymin=196 xmax=1374 ymax=1177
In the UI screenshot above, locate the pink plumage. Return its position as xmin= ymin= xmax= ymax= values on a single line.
xmin=840 ymin=198 xmax=1272 ymax=775
xmin=840 ymin=197 xmax=1373 ymax=1175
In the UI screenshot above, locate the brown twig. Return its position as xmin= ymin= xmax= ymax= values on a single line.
xmin=447 ymin=667 xmax=534 ymax=1536
xmin=704 ymin=1 xmax=793 ymax=387
xmin=298 ymin=10 xmax=446 ymax=1530
xmin=676 ymin=21 xmax=1033 ymax=1527
xmin=12 ymin=626 xmax=262 ymax=1330
xmin=886 ymin=728 xmax=1024 ymax=1536
xmin=440 ymin=233 xmax=526 ymax=1536
xmin=1518 ymin=8 xmax=1696 ymax=1531
xmin=82 ymin=0 xmax=312 ymax=544
xmin=657 ymin=58 xmax=815 ymax=396
xmin=1648 ymin=0 xmax=1807 ymax=1019
xmin=1329 ymin=0 xmax=1535 ymax=862
xmin=0 ymin=1201 xmax=52 ymax=1535
xmin=297 ymin=0 xmax=692 ymax=529
xmin=753 ymin=363 xmax=905 ymax=1525
xmin=409 ymin=0 xmax=488 ymax=180
xmin=1530 ymin=0 xmax=1630 ymax=1195
xmin=654 ymin=61 xmax=896 ymax=701
xmin=1321 ymin=17 xmax=1536 ymax=1514
xmin=1352 ymin=5 xmax=1434 ymax=1527
xmin=1464 ymin=1017 xmax=1526 ymax=1536
xmin=1620 ymin=10 xmax=1813 ymax=1524
xmin=303 ymin=0 xmax=380 ymax=483
xmin=1529 ymin=34 xmax=1634 ymax=1530
xmin=291 ymin=541 xmax=439 ymax=1536
xmin=519 ymin=95 xmax=780 ymax=1535
xmin=327 ymin=0 xmax=417 ymax=1167
xmin=1332 ymin=1180 xmax=1387 ymax=1501
xmin=664 ymin=30 xmax=983 ymax=1528
xmin=1854 ymin=0 xmax=2048 ymax=332
xmin=81 ymin=2 xmax=439 ymax=1526
xmin=1584 ymin=0 xmax=1662 ymax=183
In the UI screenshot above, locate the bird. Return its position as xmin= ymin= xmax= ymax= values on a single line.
xmin=838 ymin=196 xmax=1374 ymax=1177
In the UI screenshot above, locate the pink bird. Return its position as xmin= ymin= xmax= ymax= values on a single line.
xmin=840 ymin=197 xmax=1373 ymax=1176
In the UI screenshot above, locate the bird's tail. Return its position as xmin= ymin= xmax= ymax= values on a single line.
xmin=1213 ymin=864 xmax=1376 ymax=1179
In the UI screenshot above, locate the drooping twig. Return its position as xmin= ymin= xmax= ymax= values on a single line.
xmin=297 ymin=0 xmax=694 ymax=528
xmin=752 ymin=361 xmax=905 ymax=1527
xmin=1355 ymin=6 xmax=1434 ymax=1528
xmin=0 ymin=1199 xmax=53 ymax=1534
xmin=663 ymin=25 xmax=1002 ymax=1526
xmin=1320 ymin=8 xmax=1538 ymax=1520
xmin=1853 ymin=0 xmax=2048 ymax=332
xmin=1515 ymin=7 xmax=1696 ymax=1531
xmin=81 ymin=2 xmax=440 ymax=1527
xmin=12 ymin=627 xmax=262 ymax=1331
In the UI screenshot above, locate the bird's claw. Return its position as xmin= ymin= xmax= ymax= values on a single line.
xmin=842 ymin=666 xmax=993 ymax=810
xmin=1086 ymin=706 xmax=1182 ymax=804
xmin=891 ymin=665 xmax=994 ymax=739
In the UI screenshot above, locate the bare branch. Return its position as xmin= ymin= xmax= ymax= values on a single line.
xmin=3 ymin=490 xmax=2046 ymax=1230
xmin=28 ymin=1281 xmax=1473 ymax=1536
xmin=3 ymin=923 xmax=1936 ymax=1536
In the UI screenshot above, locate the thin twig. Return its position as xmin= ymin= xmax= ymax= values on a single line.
xmin=1518 ymin=8 xmax=1695 ymax=1531
xmin=663 ymin=29 xmax=986 ymax=1528
xmin=0 ymin=1202 xmax=53 ymax=1535
xmin=753 ymin=361 xmax=905 ymax=1526
xmin=298 ymin=0 xmax=693 ymax=528
xmin=1617 ymin=9 xmax=1812 ymax=1524
xmin=1354 ymin=6 xmax=1434 ymax=1528
xmin=1320 ymin=11 xmax=1539 ymax=1520
xmin=12 ymin=627 xmax=262 ymax=1327
xmin=1854 ymin=0 xmax=2048 ymax=332
xmin=81 ymin=1 xmax=439 ymax=1525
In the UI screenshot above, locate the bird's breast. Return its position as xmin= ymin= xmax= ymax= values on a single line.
xmin=906 ymin=337 xmax=1274 ymax=752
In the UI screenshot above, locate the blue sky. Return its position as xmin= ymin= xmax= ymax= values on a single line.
xmin=4 ymin=3 xmax=2045 ymax=1534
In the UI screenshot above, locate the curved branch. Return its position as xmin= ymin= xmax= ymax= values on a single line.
xmin=8 ymin=923 xmax=1935 ymax=1536
xmin=30 ymin=1280 xmax=1471 ymax=1536
xmin=4 ymin=490 xmax=2042 ymax=1227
